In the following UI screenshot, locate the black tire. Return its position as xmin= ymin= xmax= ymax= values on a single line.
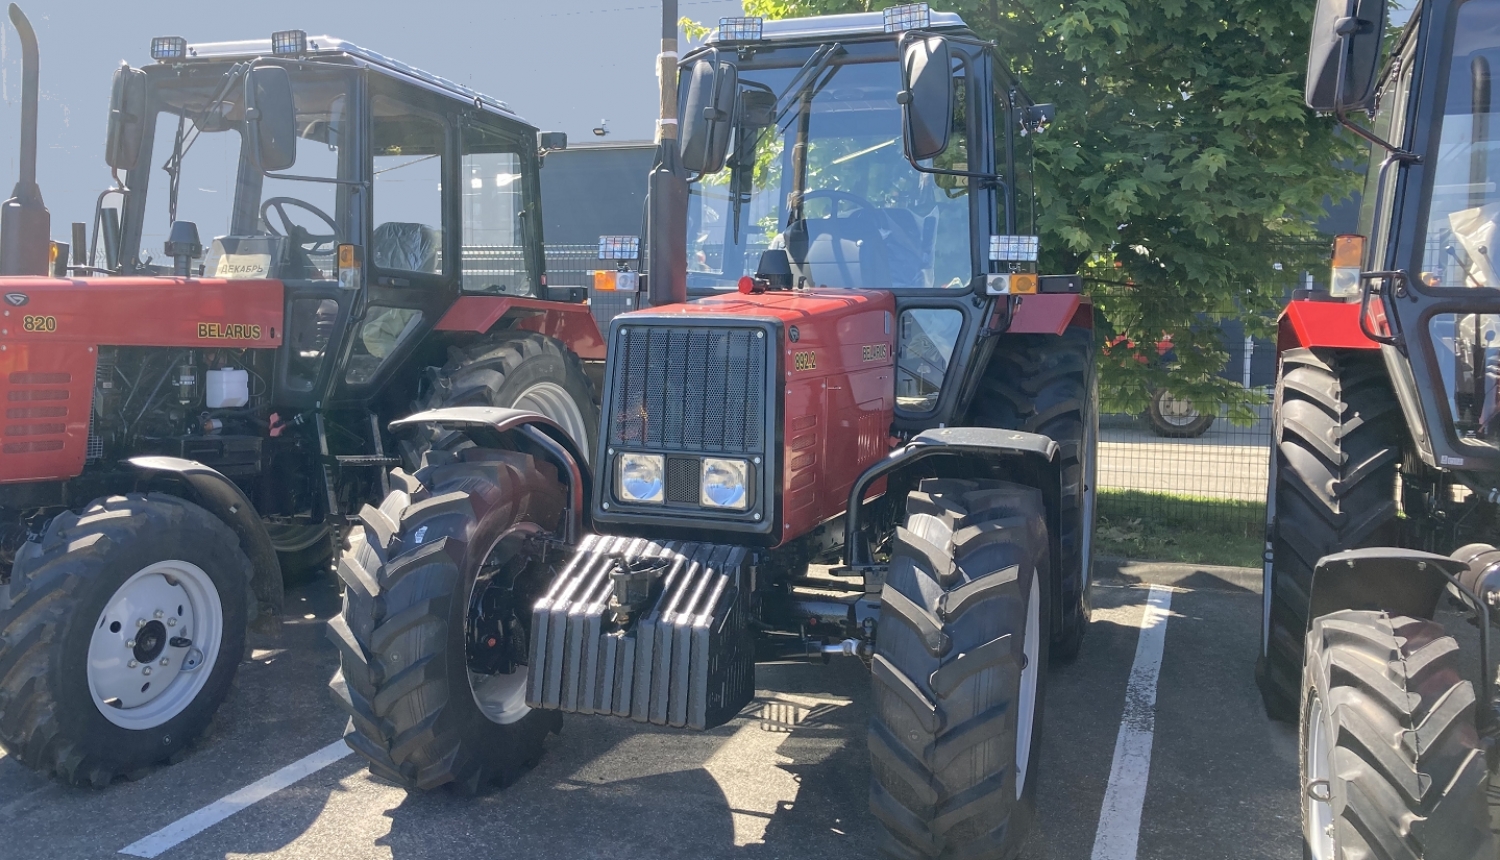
xmin=406 ymin=331 xmax=598 ymax=466
xmin=265 ymin=523 xmax=336 ymax=584
xmin=1301 ymin=611 xmax=1495 ymax=859
xmin=970 ymin=328 xmax=1094 ymax=662
xmin=1143 ymin=388 xmax=1215 ymax=438
xmin=1259 ymin=349 xmax=1403 ymax=721
xmin=869 ymin=478 xmax=1051 ymax=860
xmin=328 ymin=447 xmax=566 ymax=793
xmin=0 ymin=494 xmax=251 ymax=786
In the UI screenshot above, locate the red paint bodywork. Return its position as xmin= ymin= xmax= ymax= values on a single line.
xmin=1008 ymin=293 xmax=1092 ymax=334
xmin=642 ymin=290 xmax=896 ymax=544
xmin=0 ymin=277 xmax=284 ymax=483
xmin=1277 ymin=299 xmax=1379 ymax=353
xmin=435 ymin=296 xmax=606 ymax=360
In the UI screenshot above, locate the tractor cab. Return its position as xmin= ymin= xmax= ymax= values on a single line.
xmin=94 ymin=31 xmax=563 ymax=406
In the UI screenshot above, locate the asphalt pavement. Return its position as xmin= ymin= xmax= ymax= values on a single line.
xmin=0 ymin=560 xmax=1305 ymax=860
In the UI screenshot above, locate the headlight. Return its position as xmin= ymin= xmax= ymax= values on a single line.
xmin=617 ymin=453 xmax=665 ymax=504
xmin=701 ymin=458 xmax=750 ymax=510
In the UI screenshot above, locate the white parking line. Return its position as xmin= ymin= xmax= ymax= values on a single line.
xmin=1090 ymin=585 xmax=1174 ymax=860
xmin=118 ymin=739 xmax=352 ymax=858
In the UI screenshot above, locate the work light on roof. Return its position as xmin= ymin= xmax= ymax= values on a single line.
xmin=989 ymin=234 xmax=1039 ymax=263
xmin=271 ymin=29 xmax=308 ymax=56
xmin=150 ymin=36 xmax=187 ymax=61
xmin=882 ymin=3 xmax=931 ymax=32
xmin=718 ymin=16 xmax=764 ymax=42
xmin=599 ymin=236 xmax=640 ymax=261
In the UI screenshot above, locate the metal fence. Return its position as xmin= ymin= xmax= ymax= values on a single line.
xmin=544 ymin=243 xmax=641 ymax=330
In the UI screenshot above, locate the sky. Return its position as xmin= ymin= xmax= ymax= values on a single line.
xmin=0 ymin=0 xmax=742 ymax=232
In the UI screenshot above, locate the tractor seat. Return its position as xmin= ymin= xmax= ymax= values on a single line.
xmin=371 ymin=222 xmax=440 ymax=274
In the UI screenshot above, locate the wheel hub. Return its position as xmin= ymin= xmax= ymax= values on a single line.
xmin=1158 ymin=392 xmax=1201 ymax=425
xmin=87 ymin=560 xmax=223 ymax=730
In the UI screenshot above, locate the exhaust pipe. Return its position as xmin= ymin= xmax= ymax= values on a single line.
xmin=0 ymin=3 xmax=50 ymax=276
xmin=643 ymin=0 xmax=687 ymax=308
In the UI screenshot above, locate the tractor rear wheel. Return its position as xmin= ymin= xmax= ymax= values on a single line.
xmin=1259 ymin=348 xmax=1403 ymax=721
xmin=970 ymin=328 xmax=1095 ymax=662
xmin=1301 ymin=611 xmax=1494 ymax=859
xmin=328 ymin=447 xmax=566 ymax=792
xmin=1143 ymin=388 xmax=1215 ymax=438
xmin=265 ymin=522 xmax=336 ymax=584
xmin=0 ymin=494 xmax=251 ymax=785
xmin=869 ymin=478 xmax=1050 ymax=860
xmin=406 ymin=331 xmax=597 ymax=466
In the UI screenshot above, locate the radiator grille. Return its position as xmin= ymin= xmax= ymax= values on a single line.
xmin=2 ymin=371 xmax=71 ymax=456
xmin=666 ymin=457 xmax=700 ymax=503
xmin=609 ymin=325 xmax=767 ymax=454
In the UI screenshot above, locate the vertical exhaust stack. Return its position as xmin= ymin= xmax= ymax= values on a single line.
xmin=644 ymin=0 xmax=687 ymax=308
xmin=0 ymin=3 xmax=50 ymax=276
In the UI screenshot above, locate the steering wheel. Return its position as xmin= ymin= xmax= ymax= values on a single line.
xmin=801 ymin=189 xmax=879 ymax=218
xmin=260 ymin=197 xmax=337 ymax=255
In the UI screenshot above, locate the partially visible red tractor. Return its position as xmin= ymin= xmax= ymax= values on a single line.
xmin=0 ymin=8 xmax=602 ymax=786
xmin=1262 ymin=0 xmax=1500 ymax=855
xmin=1102 ymin=333 xmax=1218 ymax=437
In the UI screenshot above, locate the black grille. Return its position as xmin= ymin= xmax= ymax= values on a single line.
xmin=609 ymin=325 xmax=767 ymax=454
xmin=666 ymin=457 xmax=700 ymax=503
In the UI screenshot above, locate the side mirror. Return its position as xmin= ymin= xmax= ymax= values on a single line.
xmin=1305 ymin=0 xmax=1388 ymax=112
xmin=104 ymin=64 xmax=149 ymax=171
xmin=245 ymin=66 xmax=298 ymax=172
xmin=900 ymin=36 xmax=953 ymax=162
xmin=679 ymin=55 xmax=738 ymax=174
xmin=539 ymin=131 xmax=568 ymax=152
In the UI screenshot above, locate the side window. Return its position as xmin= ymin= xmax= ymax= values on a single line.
xmin=461 ymin=124 xmax=533 ymax=294
xmin=371 ymin=94 xmax=447 ymax=276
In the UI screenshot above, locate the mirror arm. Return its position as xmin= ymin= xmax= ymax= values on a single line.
xmin=1330 ymin=30 xmax=1418 ymax=162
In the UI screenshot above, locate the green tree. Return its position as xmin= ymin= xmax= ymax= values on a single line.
xmin=729 ymin=0 xmax=1361 ymax=417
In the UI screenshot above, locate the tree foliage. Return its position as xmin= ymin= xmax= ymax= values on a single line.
xmin=734 ymin=0 xmax=1362 ymax=416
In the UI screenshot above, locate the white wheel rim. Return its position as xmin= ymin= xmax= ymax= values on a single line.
xmin=1306 ymin=693 xmax=1335 ymax=859
xmin=513 ymin=381 xmax=590 ymax=464
xmin=1157 ymin=392 xmax=1202 ymax=426
xmin=466 ymin=534 xmax=532 ymax=726
xmin=87 ymin=560 xmax=223 ymax=730
xmin=1015 ymin=569 xmax=1041 ymax=799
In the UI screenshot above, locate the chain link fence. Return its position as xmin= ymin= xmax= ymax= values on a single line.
xmin=545 ymin=243 xmax=642 ymax=330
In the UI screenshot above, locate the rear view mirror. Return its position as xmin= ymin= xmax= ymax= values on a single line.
xmin=539 ymin=131 xmax=568 ymax=152
xmin=245 ymin=66 xmax=298 ymax=172
xmin=104 ymin=64 xmax=149 ymax=171
xmin=900 ymin=36 xmax=953 ymax=161
xmin=1305 ymin=0 xmax=1388 ymax=112
xmin=679 ymin=56 xmax=738 ymax=174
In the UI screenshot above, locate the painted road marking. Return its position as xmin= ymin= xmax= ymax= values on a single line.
xmin=119 ymin=740 xmax=352 ymax=858
xmin=1090 ymin=585 xmax=1174 ymax=860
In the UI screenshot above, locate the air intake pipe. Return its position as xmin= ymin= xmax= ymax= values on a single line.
xmin=0 ymin=4 xmax=50 ymax=276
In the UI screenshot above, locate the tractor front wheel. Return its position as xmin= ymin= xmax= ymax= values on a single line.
xmin=869 ymin=478 xmax=1051 ymax=860
xmin=328 ymin=447 xmax=567 ymax=792
xmin=1301 ymin=611 xmax=1494 ymax=859
xmin=0 ymin=494 xmax=252 ymax=785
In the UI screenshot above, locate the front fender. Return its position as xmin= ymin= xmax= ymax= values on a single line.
xmin=128 ymin=456 xmax=282 ymax=625
xmin=1307 ymin=547 xmax=1458 ymax=624
xmin=389 ymin=406 xmax=591 ymax=543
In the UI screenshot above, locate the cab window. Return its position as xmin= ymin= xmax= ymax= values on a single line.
xmin=371 ymin=94 xmax=447 ymax=277
xmin=461 ymin=123 xmax=535 ymax=295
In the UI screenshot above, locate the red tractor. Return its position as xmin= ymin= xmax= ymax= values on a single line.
xmin=329 ymin=5 xmax=1097 ymax=858
xmin=1262 ymin=0 xmax=1500 ymax=855
xmin=0 ymin=8 xmax=603 ymax=786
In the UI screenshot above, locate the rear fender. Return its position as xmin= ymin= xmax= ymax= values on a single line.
xmin=1276 ymin=299 xmax=1379 ymax=353
xmin=1307 ymin=547 xmax=1459 ymax=624
xmin=432 ymin=296 xmax=605 ymax=360
xmin=127 ymin=456 xmax=282 ymax=625
xmin=389 ymin=406 xmax=590 ymax=543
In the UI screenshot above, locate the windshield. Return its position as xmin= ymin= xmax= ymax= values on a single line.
xmin=131 ymin=66 xmax=353 ymax=278
xmin=686 ymin=54 xmax=973 ymax=291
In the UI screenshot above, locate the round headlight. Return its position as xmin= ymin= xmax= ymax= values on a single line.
xmin=617 ymin=453 xmax=665 ymax=504
xmin=701 ymin=458 xmax=750 ymax=510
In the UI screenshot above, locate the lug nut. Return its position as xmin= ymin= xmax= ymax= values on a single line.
xmin=128 ymin=660 xmax=138 ymax=668
xmin=167 ymin=618 xmax=176 ymax=627
xmin=142 ymin=666 xmax=152 ymax=676
xmin=137 ymin=619 xmax=147 ymax=628
xmin=160 ymin=657 xmax=169 ymax=667
xmin=126 ymin=639 xmax=136 ymax=649
xmin=154 ymin=610 xmax=164 ymax=619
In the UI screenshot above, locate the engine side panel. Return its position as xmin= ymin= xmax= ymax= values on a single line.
xmin=0 ymin=343 xmax=95 ymax=482
xmin=0 ymin=277 xmax=283 ymax=347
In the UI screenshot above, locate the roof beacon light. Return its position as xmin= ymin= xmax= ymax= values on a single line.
xmin=151 ymin=36 xmax=188 ymax=61
xmin=883 ymin=3 xmax=931 ymax=33
xmin=271 ymin=29 xmax=308 ymax=56
xmin=718 ymin=16 xmax=764 ymax=42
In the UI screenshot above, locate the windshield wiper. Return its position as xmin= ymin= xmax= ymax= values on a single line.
xmin=162 ymin=62 xmax=249 ymax=225
xmin=774 ymin=43 xmax=845 ymax=130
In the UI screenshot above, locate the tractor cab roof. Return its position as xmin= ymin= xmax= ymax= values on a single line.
xmin=706 ymin=8 xmax=969 ymax=46
xmin=146 ymin=34 xmax=524 ymax=123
